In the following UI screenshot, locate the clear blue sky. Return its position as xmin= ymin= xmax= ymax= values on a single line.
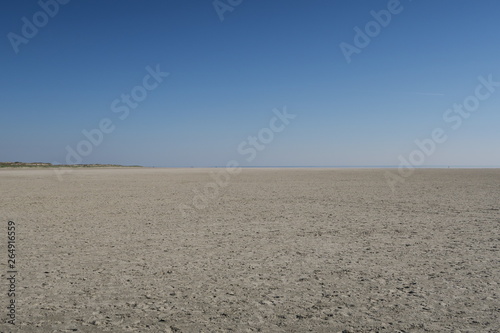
xmin=1 ymin=0 xmax=499 ymax=167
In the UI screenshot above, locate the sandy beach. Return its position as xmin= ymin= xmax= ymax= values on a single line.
xmin=1 ymin=168 xmax=498 ymax=332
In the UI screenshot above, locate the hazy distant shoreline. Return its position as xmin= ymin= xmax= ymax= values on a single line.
xmin=2 ymin=162 xmax=499 ymax=169
xmin=0 ymin=162 xmax=142 ymax=168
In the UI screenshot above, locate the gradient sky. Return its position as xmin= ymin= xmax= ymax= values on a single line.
xmin=1 ymin=0 xmax=499 ymax=167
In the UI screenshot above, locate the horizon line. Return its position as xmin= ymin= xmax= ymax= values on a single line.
xmin=3 ymin=162 xmax=500 ymax=169
xmin=145 ymin=165 xmax=500 ymax=169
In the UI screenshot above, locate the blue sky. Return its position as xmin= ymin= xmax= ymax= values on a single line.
xmin=1 ymin=0 xmax=499 ymax=167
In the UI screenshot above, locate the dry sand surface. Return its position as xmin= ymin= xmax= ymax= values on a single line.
xmin=0 ymin=167 xmax=499 ymax=333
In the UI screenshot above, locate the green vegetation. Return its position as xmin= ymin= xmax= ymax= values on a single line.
xmin=0 ymin=162 xmax=142 ymax=168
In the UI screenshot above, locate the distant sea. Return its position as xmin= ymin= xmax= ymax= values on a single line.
xmin=147 ymin=165 xmax=500 ymax=169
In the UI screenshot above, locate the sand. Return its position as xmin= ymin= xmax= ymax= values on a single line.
xmin=0 ymin=168 xmax=498 ymax=332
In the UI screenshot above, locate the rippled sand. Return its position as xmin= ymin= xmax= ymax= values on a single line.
xmin=1 ymin=168 xmax=499 ymax=332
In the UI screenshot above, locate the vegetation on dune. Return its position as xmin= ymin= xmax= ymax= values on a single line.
xmin=0 ymin=162 xmax=142 ymax=168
